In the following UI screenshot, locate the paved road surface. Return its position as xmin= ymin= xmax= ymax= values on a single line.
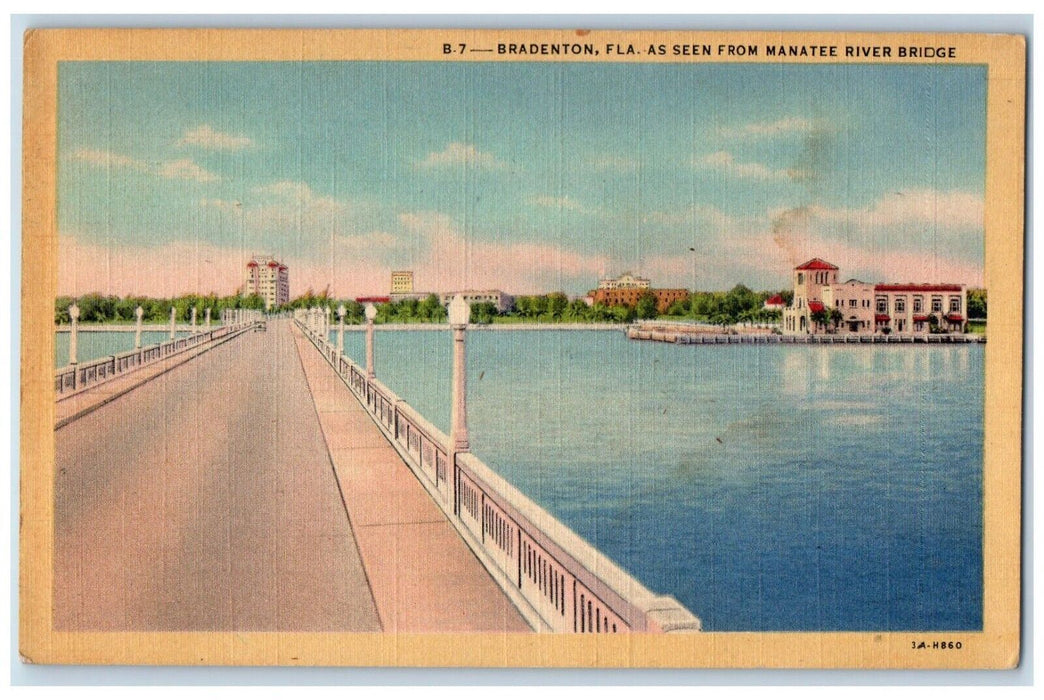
xmin=54 ymin=319 xmax=381 ymax=631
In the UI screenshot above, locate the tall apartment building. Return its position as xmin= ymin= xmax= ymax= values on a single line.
xmin=244 ymin=255 xmax=289 ymax=310
xmin=782 ymin=258 xmax=967 ymax=335
xmin=391 ymin=270 xmax=415 ymax=294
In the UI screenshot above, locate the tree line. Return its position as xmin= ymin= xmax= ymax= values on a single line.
xmin=55 ymin=286 xmax=986 ymax=327
xmin=54 ymin=292 xmax=267 ymax=325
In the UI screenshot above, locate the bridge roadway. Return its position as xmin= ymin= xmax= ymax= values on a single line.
xmin=54 ymin=318 xmax=528 ymax=632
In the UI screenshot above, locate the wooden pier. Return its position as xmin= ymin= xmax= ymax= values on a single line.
xmin=626 ymin=327 xmax=986 ymax=345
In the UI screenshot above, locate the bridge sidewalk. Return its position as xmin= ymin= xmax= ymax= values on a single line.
xmin=292 ymin=326 xmax=531 ymax=633
xmin=54 ymin=328 xmax=248 ymax=428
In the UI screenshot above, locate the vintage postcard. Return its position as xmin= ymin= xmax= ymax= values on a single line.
xmin=19 ymin=28 xmax=1025 ymax=668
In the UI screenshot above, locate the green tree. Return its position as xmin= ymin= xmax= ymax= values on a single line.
xmin=967 ymin=288 xmax=987 ymax=319
xmin=666 ymin=298 xmax=690 ymax=316
xmin=419 ymin=293 xmax=446 ymax=322
xmin=635 ymin=290 xmax=659 ymax=319
xmin=470 ymin=301 xmax=499 ymax=324
xmin=610 ymin=304 xmax=636 ymax=323
xmin=546 ymin=292 xmax=569 ymax=319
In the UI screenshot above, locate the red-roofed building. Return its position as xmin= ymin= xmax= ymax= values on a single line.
xmin=873 ymin=283 xmax=967 ymax=334
xmin=783 ymin=257 xmax=840 ymax=334
xmin=783 ymin=258 xmax=968 ymax=336
xmin=243 ymin=255 xmax=289 ymax=310
xmin=763 ymin=294 xmax=786 ymax=311
xmin=794 ymin=258 xmax=839 ymax=271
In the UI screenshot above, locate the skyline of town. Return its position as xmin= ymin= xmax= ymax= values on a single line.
xmin=57 ymin=61 xmax=986 ymax=298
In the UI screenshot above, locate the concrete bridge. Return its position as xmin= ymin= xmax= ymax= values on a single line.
xmin=53 ymin=310 xmax=701 ymax=634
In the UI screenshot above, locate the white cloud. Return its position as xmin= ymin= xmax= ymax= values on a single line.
xmin=178 ymin=124 xmax=253 ymax=150
xmin=398 ymin=211 xmax=608 ymax=294
xmin=155 ymin=158 xmax=220 ymax=183
xmin=695 ymin=151 xmax=809 ymax=181
xmin=58 ymin=233 xmax=246 ymax=297
xmin=73 ymin=148 xmax=220 ymax=183
xmin=199 ymin=198 xmax=242 ymax=214
xmin=252 ymin=180 xmax=342 ymax=209
xmin=741 ymin=230 xmax=983 ymax=287
xmin=416 ymin=142 xmax=505 ymax=169
xmin=794 ymin=189 xmax=984 ymax=230
xmin=718 ymin=117 xmax=818 ymax=139
xmin=73 ymin=149 xmax=148 ymax=172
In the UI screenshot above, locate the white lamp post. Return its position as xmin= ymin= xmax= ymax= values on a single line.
xmin=190 ymin=307 xmax=197 ymax=333
xmin=204 ymin=307 xmax=211 ymax=329
xmin=689 ymin=246 xmax=697 ymax=320
xmin=449 ymin=294 xmax=471 ymax=453
xmin=365 ymin=303 xmax=377 ymax=378
xmin=169 ymin=306 xmax=176 ymax=339
xmin=337 ymin=303 xmax=346 ymax=355
xmin=68 ymin=303 xmax=80 ymax=366
xmin=134 ymin=305 xmax=144 ymax=349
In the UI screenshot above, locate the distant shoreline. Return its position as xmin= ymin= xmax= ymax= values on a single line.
xmin=54 ymin=324 xmax=211 ymax=332
xmin=335 ymin=322 xmax=626 ymax=332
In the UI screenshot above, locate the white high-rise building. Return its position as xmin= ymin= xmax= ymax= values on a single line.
xmin=244 ymin=255 xmax=289 ymax=310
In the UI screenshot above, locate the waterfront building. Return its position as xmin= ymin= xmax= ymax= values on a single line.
xmin=438 ymin=290 xmax=515 ymax=313
xmin=244 ymin=255 xmax=289 ymax=310
xmin=597 ymin=272 xmax=651 ymax=290
xmin=391 ymin=270 xmax=414 ymax=294
xmin=763 ymin=294 xmax=786 ymax=311
xmin=387 ymin=270 xmax=433 ymax=302
xmin=589 ymin=287 xmax=689 ymax=313
xmin=822 ymin=280 xmax=875 ymax=333
xmin=782 ymin=258 xmax=968 ymax=335
xmin=874 ymin=284 xmax=968 ymax=334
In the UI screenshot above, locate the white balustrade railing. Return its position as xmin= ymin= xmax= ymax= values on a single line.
xmin=55 ymin=322 xmax=255 ymax=398
xmin=296 ymin=318 xmax=701 ymax=633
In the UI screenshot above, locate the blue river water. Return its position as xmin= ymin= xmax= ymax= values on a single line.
xmin=333 ymin=328 xmax=983 ymax=632
xmin=54 ymin=330 xmax=192 ymax=368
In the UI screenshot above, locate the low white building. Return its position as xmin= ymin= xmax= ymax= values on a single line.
xmin=439 ymin=290 xmax=515 ymax=313
xmin=597 ymin=273 xmax=650 ymax=290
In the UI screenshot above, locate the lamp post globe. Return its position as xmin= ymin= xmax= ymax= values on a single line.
xmin=448 ymin=294 xmax=470 ymax=327
xmin=364 ymin=303 xmax=378 ymax=322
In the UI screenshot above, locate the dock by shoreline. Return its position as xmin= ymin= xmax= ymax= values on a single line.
xmin=626 ymin=327 xmax=985 ymax=345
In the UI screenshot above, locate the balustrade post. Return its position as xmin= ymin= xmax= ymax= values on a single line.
xmin=365 ymin=303 xmax=377 ymax=379
xmin=449 ymin=295 xmax=471 ymax=453
xmin=68 ymin=303 xmax=80 ymax=369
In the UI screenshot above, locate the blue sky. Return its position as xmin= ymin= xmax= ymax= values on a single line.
xmin=57 ymin=60 xmax=987 ymax=297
